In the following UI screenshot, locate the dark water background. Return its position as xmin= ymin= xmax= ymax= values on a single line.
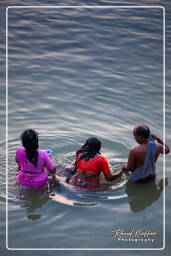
xmin=0 ymin=0 xmax=171 ymax=255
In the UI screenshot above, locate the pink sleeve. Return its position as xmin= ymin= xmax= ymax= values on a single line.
xmin=15 ymin=151 xmax=18 ymax=162
xmin=15 ymin=148 xmax=21 ymax=170
xmin=43 ymin=151 xmax=55 ymax=171
xmin=15 ymin=148 xmax=20 ymax=161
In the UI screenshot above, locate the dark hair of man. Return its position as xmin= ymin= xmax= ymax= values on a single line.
xmin=134 ymin=124 xmax=150 ymax=139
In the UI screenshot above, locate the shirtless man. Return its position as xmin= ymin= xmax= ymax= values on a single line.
xmin=122 ymin=124 xmax=170 ymax=182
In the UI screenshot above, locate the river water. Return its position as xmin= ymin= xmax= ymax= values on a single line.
xmin=1 ymin=0 xmax=171 ymax=255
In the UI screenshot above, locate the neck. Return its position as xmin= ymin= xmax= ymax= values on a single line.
xmin=140 ymin=138 xmax=149 ymax=144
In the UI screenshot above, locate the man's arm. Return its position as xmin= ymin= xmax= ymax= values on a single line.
xmin=151 ymin=134 xmax=170 ymax=154
xmin=122 ymin=148 xmax=135 ymax=172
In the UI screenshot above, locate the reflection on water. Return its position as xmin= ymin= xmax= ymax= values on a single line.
xmin=16 ymin=173 xmax=167 ymax=219
xmin=17 ymin=184 xmax=49 ymax=220
xmin=125 ymin=178 xmax=168 ymax=212
xmin=49 ymin=193 xmax=97 ymax=206
xmin=49 ymin=161 xmax=127 ymax=204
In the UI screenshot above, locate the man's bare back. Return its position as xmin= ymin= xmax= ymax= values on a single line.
xmin=122 ymin=125 xmax=170 ymax=176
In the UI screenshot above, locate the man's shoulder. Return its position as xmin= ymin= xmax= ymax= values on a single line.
xmin=129 ymin=145 xmax=140 ymax=153
xmin=129 ymin=145 xmax=145 ymax=158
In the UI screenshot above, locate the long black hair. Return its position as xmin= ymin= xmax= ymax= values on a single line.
xmin=75 ymin=137 xmax=101 ymax=165
xmin=21 ymin=129 xmax=39 ymax=167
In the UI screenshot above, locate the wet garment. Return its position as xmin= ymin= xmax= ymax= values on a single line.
xmin=70 ymin=173 xmax=99 ymax=189
xmin=75 ymin=154 xmax=111 ymax=174
xmin=70 ymin=154 xmax=111 ymax=188
xmin=15 ymin=147 xmax=55 ymax=187
xmin=129 ymin=138 xmax=156 ymax=182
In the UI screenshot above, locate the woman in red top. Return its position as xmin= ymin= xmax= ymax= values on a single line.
xmin=70 ymin=137 xmax=121 ymax=189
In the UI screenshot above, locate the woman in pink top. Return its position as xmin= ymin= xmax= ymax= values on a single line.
xmin=15 ymin=129 xmax=56 ymax=187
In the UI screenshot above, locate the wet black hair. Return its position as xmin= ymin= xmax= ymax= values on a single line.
xmin=133 ymin=124 xmax=150 ymax=139
xmin=21 ymin=129 xmax=39 ymax=167
xmin=75 ymin=137 xmax=101 ymax=164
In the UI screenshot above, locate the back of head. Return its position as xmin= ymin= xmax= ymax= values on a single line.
xmin=133 ymin=124 xmax=150 ymax=139
xmin=21 ymin=129 xmax=39 ymax=167
xmin=82 ymin=137 xmax=101 ymax=153
xmin=76 ymin=137 xmax=101 ymax=162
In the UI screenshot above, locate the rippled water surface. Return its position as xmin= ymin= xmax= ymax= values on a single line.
xmin=1 ymin=3 xmax=171 ymax=252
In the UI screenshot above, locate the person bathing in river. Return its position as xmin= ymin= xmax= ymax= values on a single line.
xmin=122 ymin=124 xmax=170 ymax=182
xmin=15 ymin=129 xmax=56 ymax=187
xmin=69 ymin=137 xmax=121 ymax=189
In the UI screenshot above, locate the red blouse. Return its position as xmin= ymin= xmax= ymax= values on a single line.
xmin=76 ymin=154 xmax=111 ymax=175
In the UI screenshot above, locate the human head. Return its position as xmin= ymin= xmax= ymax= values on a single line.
xmin=133 ymin=124 xmax=150 ymax=144
xmin=81 ymin=137 xmax=101 ymax=154
xmin=21 ymin=129 xmax=39 ymax=150
xmin=21 ymin=129 xmax=39 ymax=167
xmin=76 ymin=137 xmax=101 ymax=162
